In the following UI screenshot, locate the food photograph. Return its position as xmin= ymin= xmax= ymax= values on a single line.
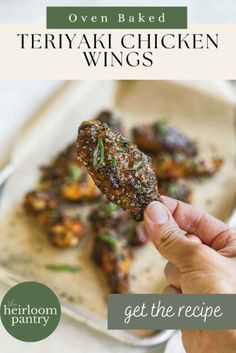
xmin=0 ymin=80 xmax=236 ymax=351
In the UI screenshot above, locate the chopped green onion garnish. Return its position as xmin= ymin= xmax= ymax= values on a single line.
xmin=98 ymin=202 xmax=120 ymax=217
xmin=68 ymin=163 xmax=82 ymax=182
xmin=97 ymin=233 xmax=118 ymax=246
xmin=153 ymin=120 xmax=168 ymax=137
xmin=118 ymin=139 xmax=129 ymax=152
xmin=93 ymin=138 xmax=105 ymax=171
xmin=46 ymin=264 xmax=81 ymax=272
xmin=108 ymin=155 xmax=118 ymax=168
xmin=118 ymin=147 xmax=128 ymax=153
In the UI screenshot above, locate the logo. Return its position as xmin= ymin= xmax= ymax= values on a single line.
xmin=0 ymin=281 xmax=61 ymax=342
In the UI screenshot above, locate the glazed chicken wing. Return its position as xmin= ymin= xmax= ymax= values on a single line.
xmin=90 ymin=201 xmax=147 ymax=293
xmin=92 ymin=230 xmax=131 ymax=293
xmin=44 ymin=211 xmax=84 ymax=248
xmin=40 ymin=143 xmax=78 ymax=183
xmin=24 ymin=189 xmax=84 ymax=247
xmin=59 ymin=169 xmax=101 ymax=202
xmin=24 ymin=188 xmax=60 ymax=213
xmin=41 ymin=143 xmax=101 ymax=202
xmin=132 ymin=120 xmax=197 ymax=156
xmin=77 ymin=120 xmax=159 ymax=221
xmin=153 ymin=152 xmax=223 ymax=179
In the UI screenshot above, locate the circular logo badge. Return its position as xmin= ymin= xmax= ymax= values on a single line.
xmin=0 ymin=281 xmax=61 ymax=342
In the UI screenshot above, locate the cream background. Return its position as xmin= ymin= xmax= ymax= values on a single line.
xmin=1 ymin=24 xmax=236 ymax=79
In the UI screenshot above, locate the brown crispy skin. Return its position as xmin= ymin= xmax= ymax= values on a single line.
xmin=92 ymin=231 xmax=131 ymax=293
xmin=24 ymin=189 xmax=84 ymax=248
xmin=24 ymin=189 xmax=60 ymax=213
xmin=77 ymin=120 xmax=159 ymax=221
xmin=132 ymin=121 xmax=197 ymax=156
xmin=153 ymin=152 xmax=223 ymax=179
xmin=40 ymin=143 xmax=101 ymax=202
xmin=46 ymin=213 xmax=84 ymax=248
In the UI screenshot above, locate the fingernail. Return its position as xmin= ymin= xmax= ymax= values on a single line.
xmin=145 ymin=201 xmax=169 ymax=224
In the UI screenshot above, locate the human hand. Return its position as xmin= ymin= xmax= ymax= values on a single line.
xmin=144 ymin=196 xmax=236 ymax=353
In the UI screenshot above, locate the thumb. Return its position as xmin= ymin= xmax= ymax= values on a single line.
xmin=144 ymin=201 xmax=200 ymax=269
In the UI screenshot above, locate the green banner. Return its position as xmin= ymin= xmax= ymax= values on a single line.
xmin=47 ymin=7 xmax=187 ymax=29
xmin=108 ymin=294 xmax=236 ymax=330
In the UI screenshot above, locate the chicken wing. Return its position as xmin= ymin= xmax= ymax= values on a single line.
xmin=44 ymin=211 xmax=84 ymax=248
xmin=153 ymin=152 xmax=223 ymax=179
xmin=132 ymin=120 xmax=197 ymax=156
xmin=41 ymin=143 xmax=101 ymax=202
xmin=92 ymin=229 xmax=131 ymax=293
xmin=24 ymin=189 xmax=84 ymax=247
xmin=77 ymin=120 xmax=159 ymax=221
xmin=24 ymin=188 xmax=60 ymax=213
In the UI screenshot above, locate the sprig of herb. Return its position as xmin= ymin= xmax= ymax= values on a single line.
xmin=46 ymin=263 xmax=81 ymax=272
xmin=118 ymin=139 xmax=129 ymax=153
xmin=97 ymin=233 xmax=118 ymax=246
xmin=153 ymin=120 xmax=168 ymax=137
xmin=93 ymin=138 xmax=105 ymax=171
xmin=68 ymin=163 xmax=82 ymax=182
xmin=108 ymin=155 xmax=118 ymax=168
xmin=98 ymin=202 xmax=120 ymax=217
xmin=118 ymin=147 xmax=128 ymax=153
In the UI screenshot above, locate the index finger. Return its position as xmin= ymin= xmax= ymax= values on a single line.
xmin=160 ymin=195 xmax=229 ymax=246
